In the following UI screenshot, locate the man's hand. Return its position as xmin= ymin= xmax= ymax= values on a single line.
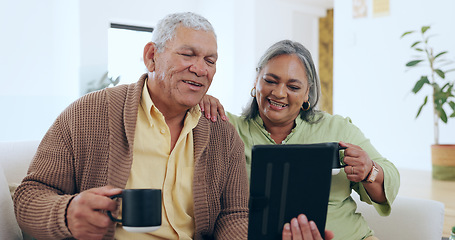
xmin=282 ymin=214 xmax=334 ymax=240
xmin=66 ymin=186 xmax=122 ymax=240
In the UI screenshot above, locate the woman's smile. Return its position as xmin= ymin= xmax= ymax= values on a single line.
xmin=268 ymin=98 xmax=288 ymax=109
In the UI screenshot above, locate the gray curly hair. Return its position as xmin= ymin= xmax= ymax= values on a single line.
xmin=152 ymin=12 xmax=216 ymax=52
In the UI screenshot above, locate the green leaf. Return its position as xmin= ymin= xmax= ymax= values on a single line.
xmin=414 ymin=48 xmax=424 ymax=52
xmin=416 ymin=96 xmax=428 ymax=118
xmin=434 ymin=51 xmax=448 ymax=59
xmin=421 ymin=26 xmax=430 ymax=34
xmin=410 ymin=41 xmax=421 ymax=48
xmin=449 ymin=101 xmax=455 ymax=107
xmin=401 ymin=31 xmax=414 ymax=38
xmin=435 ymin=69 xmax=445 ymax=79
xmin=406 ymin=60 xmax=424 ymax=66
xmin=450 ymin=112 xmax=455 ymax=118
xmin=412 ymin=76 xmax=430 ymax=93
xmin=437 ymin=107 xmax=448 ymax=123
xmin=440 ymin=82 xmax=451 ymax=91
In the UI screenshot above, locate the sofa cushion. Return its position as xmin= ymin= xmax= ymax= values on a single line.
xmin=0 ymin=141 xmax=39 ymax=185
xmin=0 ymin=163 xmax=24 ymax=239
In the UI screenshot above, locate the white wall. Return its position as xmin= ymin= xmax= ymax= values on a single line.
xmin=4 ymin=0 xmax=451 ymax=172
xmin=333 ymin=0 xmax=455 ymax=170
xmin=0 ymin=0 xmax=326 ymax=142
xmin=5 ymin=0 xmax=448 ymax=171
xmin=0 ymin=0 xmax=80 ymax=141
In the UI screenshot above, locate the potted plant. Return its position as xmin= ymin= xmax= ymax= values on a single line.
xmin=401 ymin=25 xmax=455 ymax=180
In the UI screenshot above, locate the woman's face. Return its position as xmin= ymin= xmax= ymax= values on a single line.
xmin=255 ymin=54 xmax=309 ymax=128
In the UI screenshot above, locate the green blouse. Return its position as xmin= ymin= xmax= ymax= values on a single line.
xmin=227 ymin=111 xmax=400 ymax=240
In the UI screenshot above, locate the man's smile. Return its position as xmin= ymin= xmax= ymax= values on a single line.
xmin=183 ymin=80 xmax=203 ymax=87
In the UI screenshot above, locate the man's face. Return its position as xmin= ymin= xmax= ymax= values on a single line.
xmin=147 ymin=26 xmax=218 ymax=113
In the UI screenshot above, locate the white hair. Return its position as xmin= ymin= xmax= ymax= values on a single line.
xmin=152 ymin=12 xmax=216 ymax=52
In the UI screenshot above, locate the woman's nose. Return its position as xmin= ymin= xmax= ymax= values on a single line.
xmin=271 ymin=84 xmax=286 ymax=98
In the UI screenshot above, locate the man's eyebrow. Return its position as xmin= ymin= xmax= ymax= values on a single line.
xmin=178 ymin=45 xmax=218 ymax=59
xmin=176 ymin=46 xmax=194 ymax=52
xmin=208 ymin=53 xmax=218 ymax=59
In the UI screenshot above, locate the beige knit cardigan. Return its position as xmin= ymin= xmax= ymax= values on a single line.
xmin=13 ymin=74 xmax=249 ymax=240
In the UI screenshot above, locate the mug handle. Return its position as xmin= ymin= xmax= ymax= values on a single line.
xmin=107 ymin=194 xmax=122 ymax=223
xmin=338 ymin=146 xmax=347 ymax=167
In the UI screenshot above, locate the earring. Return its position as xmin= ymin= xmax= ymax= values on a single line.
xmin=250 ymin=87 xmax=256 ymax=97
xmin=301 ymin=101 xmax=310 ymax=111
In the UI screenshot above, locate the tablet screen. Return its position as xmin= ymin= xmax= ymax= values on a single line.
xmin=248 ymin=142 xmax=339 ymax=239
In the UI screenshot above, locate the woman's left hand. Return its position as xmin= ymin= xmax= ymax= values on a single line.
xmin=282 ymin=214 xmax=334 ymax=240
xmin=198 ymin=95 xmax=228 ymax=122
xmin=339 ymin=141 xmax=373 ymax=183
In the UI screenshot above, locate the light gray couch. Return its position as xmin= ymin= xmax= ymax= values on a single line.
xmin=0 ymin=140 xmax=39 ymax=240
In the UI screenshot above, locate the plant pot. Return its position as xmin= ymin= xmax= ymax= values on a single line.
xmin=431 ymin=144 xmax=455 ymax=181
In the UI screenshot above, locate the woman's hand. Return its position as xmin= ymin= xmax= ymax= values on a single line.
xmin=339 ymin=141 xmax=386 ymax=203
xmin=339 ymin=141 xmax=373 ymax=182
xmin=199 ymin=95 xmax=228 ymax=122
xmin=282 ymin=214 xmax=334 ymax=240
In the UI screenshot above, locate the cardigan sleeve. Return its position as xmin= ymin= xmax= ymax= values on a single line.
xmin=13 ymin=89 xmax=115 ymax=239
xmin=13 ymin=112 xmax=77 ymax=239
xmin=213 ymin=123 xmax=249 ymax=239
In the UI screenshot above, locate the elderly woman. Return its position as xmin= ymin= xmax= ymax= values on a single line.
xmin=201 ymin=40 xmax=400 ymax=240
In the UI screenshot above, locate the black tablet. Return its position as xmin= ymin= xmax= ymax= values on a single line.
xmin=248 ymin=142 xmax=342 ymax=240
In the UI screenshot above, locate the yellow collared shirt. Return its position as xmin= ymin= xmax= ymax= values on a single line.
xmin=115 ymin=81 xmax=201 ymax=239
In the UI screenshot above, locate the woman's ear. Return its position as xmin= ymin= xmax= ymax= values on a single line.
xmin=254 ymin=75 xmax=260 ymax=87
xmin=143 ymin=42 xmax=156 ymax=72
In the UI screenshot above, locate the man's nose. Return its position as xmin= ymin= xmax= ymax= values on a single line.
xmin=189 ymin=58 xmax=208 ymax=77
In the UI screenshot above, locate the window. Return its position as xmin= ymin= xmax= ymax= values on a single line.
xmin=108 ymin=23 xmax=153 ymax=84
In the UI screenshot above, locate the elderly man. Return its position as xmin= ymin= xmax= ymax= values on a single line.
xmin=14 ymin=12 xmax=331 ymax=240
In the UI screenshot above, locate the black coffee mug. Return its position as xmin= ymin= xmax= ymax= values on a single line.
xmin=108 ymin=189 xmax=161 ymax=233
xmin=332 ymin=145 xmax=347 ymax=175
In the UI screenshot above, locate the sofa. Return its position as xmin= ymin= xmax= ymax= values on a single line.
xmin=0 ymin=140 xmax=446 ymax=240
xmin=0 ymin=140 xmax=39 ymax=240
xmin=352 ymin=192 xmax=445 ymax=240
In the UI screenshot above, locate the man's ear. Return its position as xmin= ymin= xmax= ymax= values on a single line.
xmin=143 ymin=42 xmax=156 ymax=72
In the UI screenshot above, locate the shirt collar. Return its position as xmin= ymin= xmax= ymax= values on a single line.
xmin=252 ymin=113 xmax=304 ymax=129
xmin=140 ymin=79 xmax=201 ymax=127
xmin=252 ymin=113 xmax=303 ymax=143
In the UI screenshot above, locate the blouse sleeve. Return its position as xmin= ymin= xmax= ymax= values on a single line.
xmin=342 ymin=116 xmax=400 ymax=216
